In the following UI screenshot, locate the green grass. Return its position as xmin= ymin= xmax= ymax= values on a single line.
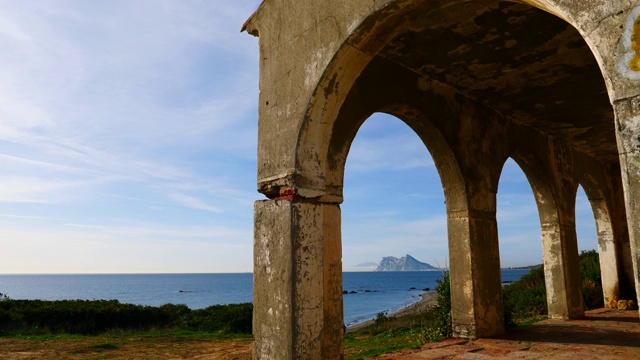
xmin=345 ymin=251 xmax=604 ymax=359
xmin=344 ymin=274 xmax=452 ymax=359
xmin=345 ymin=327 xmax=424 ymax=359
xmin=88 ymin=342 xmax=119 ymax=350
xmin=1 ymin=330 xmax=253 ymax=341
xmin=2 ymin=333 xmax=92 ymax=340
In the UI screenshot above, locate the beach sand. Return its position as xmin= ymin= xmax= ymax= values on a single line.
xmin=346 ymin=291 xmax=438 ymax=333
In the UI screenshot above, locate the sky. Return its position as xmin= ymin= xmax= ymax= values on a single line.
xmin=0 ymin=1 xmax=598 ymax=274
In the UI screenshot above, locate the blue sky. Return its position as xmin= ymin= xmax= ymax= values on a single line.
xmin=0 ymin=1 xmax=598 ymax=274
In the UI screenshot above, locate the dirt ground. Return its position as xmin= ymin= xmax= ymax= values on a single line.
xmin=0 ymin=336 xmax=253 ymax=360
xmin=0 ymin=292 xmax=434 ymax=360
xmin=376 ymin=308 xmax=640 ymax=359
xmin=3 ymin=308 xmax=638 ymax=359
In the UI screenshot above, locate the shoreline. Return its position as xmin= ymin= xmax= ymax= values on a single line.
xmin=346 ymin=291 xmax=438 ymax=333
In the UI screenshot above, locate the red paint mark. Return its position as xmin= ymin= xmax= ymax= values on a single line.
xmin=276 ymin=188 xmax=299 ymax=201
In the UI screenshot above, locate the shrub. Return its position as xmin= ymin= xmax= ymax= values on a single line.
xmin=374 ymin=312 xmax=389 ymax=326
xmin=503 ymin=249 xmax=604 ymax=325
xmin=0 ymin=299 xmax=252 ymax=336
xmin=502 ymin=266 xmax=547 ymax=326
xmin=579 ymin=249 xmax=603 ymax=309
xmin=181 ymin=303 xmax=253 ymax=334
xmin=421 ymin=272 xmax=451 ymax=342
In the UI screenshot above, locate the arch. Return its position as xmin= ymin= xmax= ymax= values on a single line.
xmin=575 ymin=167 xmax=627 ymax=304
xmin=574 ymin=184 xmax=609 ymax=306
xmin=502 ymin=148 xmax=584 ymax=319
xmin=323 ymin=104 xmax=467 ymax=214
xmin=248 ymin=0 xmax=637 ymax=357
xmin=295 ymin=0 xmax=619 ymax=202
xmin=496 ymin=158 xmax=543 ymax=268
xmin=574 ymin=185 xmax=599 ymax=253
xmin=341 ymin=113 xmax=449 ymax=322
xmin=293 ymin=0 xmax=612 ymax=339
xmin=503 ymin=151 xmax=560 ymax=237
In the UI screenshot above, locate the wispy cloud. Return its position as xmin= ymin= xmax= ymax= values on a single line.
xmin=0 ymin=176 xmax=96 ymax=203
xmin=0 ymin=1 xmax=262 ymax=272
xmin=0 ymin=2 xmax=599 ymax=274
xmin=169 ymin=192 xmax=222 ymax=213
xmin=0 ymin=222 xmax=253 ymax=273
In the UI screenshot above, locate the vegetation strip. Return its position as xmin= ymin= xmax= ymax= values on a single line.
xmin=345 ymin=250 xmax=606 ymax=359
xmin=0 ymin=250 xmax=609 ymax=360
xmin=0 ymin=299 xmax=252 ymax=336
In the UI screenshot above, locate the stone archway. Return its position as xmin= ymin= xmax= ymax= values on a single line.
xmin=244 ymin=0 xmax=640 ymax=358
xmin=506 ymin=148 xmax=584 ymax=319
xmin=575 ymin=158 xmax=636 ymax=303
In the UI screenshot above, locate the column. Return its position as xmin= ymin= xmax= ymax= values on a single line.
xmin=609 ymin=169 xmax=636 ymax=300
xmin=614 ymin=96 xmax=640 ymax=316
xmin=253 ymin=199 xmax=343 ymax=359
xmin=448 ymin=201 xmax=504 ymax=338
xmin=540 ymin=215 xmax=584 ymax=318
xmin=590 ymin=197 xmax=621 ymax=304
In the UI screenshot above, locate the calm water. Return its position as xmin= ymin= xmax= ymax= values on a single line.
xmin=0 ymin=269 xmax=530 ymax=326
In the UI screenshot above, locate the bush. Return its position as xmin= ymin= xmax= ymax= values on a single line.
xmin=0 ymin=299 xmax=252 ymax=336
xmin=374 ymin=312 xmax=389 ymax=326
xmin=502 ymin=266 xmax=547 ymax=326
xmin=351 ymin=249 xmax=604 ymax=349
xmin=181 ymin=303 xmax=253 ymax=334
xmin=421 ymin=272 xmax=451 ymax=342
xmin=503 ymin=249 xmax=604 ymax=325
xmin=579 ymin=249 xmax=603 ymax=309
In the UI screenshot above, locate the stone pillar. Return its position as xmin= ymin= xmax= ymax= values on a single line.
xmin=540 ymin=214 xmax=584 ymax=319
xmin=448 ymin=203 xmax=504 ymax=338
xmin=590 ymin=197 xmax=621 ymax=304
xmin=614 ymin=96 xmax=640 ymax=315
xmin=253 ymin=199 xmax=343 ymax=360
xmin=609 ymin=168 xmax=636 ymax=300
xmin=537 ymin=140 xmax=584 ymax=319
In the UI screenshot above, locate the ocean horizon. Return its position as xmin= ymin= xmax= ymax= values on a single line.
xmin=0 ymin=269 xmax=530 ymax=326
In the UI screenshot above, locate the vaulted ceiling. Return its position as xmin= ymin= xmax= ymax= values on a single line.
xmin=376 ymin=1 xmax=615 ymax=163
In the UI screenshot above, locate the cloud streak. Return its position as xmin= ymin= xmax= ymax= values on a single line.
xmin=0 ymin=2 xmax=601 ymax=274
xmin=0 ymin=1 xmax=262 ymax=273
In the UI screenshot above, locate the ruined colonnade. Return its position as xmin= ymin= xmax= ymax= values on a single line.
xmin=243 ymin=0 xmax=640 ymax=358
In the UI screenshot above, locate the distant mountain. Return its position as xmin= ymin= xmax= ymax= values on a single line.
xmin=375 ymin=254 xmax=438 ymax=271
xmin=355 ymin=262 xmax=379 ymax=268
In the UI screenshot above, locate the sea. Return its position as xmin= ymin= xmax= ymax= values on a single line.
xmin=0 ymin=269 xmax=530 ymax=327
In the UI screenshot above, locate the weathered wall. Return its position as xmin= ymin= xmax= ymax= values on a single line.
xmin=243 ymin=0 xmax=398 ymax=198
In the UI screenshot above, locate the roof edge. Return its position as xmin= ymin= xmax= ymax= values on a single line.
xmin=241 ymin=0 xmax=268 ymax=36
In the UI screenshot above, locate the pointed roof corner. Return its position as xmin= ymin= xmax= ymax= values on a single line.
xmin=241 ymin=0 xmax=268 ymax=37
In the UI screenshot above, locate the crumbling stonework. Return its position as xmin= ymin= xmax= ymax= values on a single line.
xmin=244 ymin=0 xmax=640 ymax=358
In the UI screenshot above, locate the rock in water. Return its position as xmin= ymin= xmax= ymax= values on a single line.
xmin=375 ymin=254 xmax=437 ymax=271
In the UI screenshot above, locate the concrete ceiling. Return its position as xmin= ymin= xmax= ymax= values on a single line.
xmin=377 ymin=1 xmax=616 ymax=163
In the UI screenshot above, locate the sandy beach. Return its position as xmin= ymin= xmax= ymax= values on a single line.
xmin=346 ymin=291 xmax=438 ymax=333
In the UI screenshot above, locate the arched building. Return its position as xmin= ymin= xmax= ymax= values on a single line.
xmin=242 ymin=0 xmax=640 ymax=358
